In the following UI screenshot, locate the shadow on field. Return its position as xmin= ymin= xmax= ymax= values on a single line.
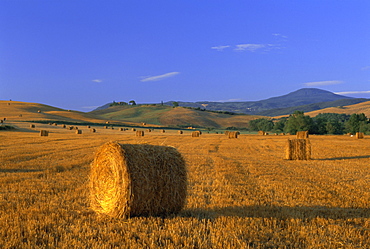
xmin=182 ymin=205 xmax=370 ymax=220
xmin=316 ymin=155 xmax=370 ymax=160
xmin=0 ymin=168 xmax=44 ymax=173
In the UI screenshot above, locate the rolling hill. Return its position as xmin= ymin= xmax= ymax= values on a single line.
xmin=161 ymin=88 xmax=362 ymax=114
xmin=90 ymin=105 xmax=262 ymax=129
xmin=304 ymin=100 xmax=370 ymax=117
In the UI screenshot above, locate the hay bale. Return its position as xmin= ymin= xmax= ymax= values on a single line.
xmin=119 ymin=128 xmax=124 ymax=131
xmin=224 ymin=131 xmax=230 ymax=136
xmin=90 ymin=128 xmax=96 ymax=133
xmin=132 ymin=128 xmax=136 ymax=132
xmin=285 ymin=139 xmax=311 ymax=160
xmin=161 ymin=129 xmax=165 ymax=133
xmin=87 ymin=125 xmax=91 ymax=128
xmin=228 ymin=131 xmax=239 ymax=139
xmin=191 ymin=131 xmax=201 ymax=137
xmin=62 ymin=124 xmax=66 ymax=128
xmin=68 ymin=126 xmax=74 ymax=130
xmin=40 ymin=130 xmax=49 ymax=136
xmin=104 ymin=126 xmax=108 ymax=129
xmin=142 ymin=122 xmax=146 ymax=126
xmin=280 ymin=133 xmax=285 ymax=135
xmin=296 ymin=131 xmax=309 ymax=139
xmin=19 ymin=114 xmax=22 ymax=117
xmin=30 ymin=124 xmax=35 ymax=128
xmin=258 ymin=130 xmax=265 ymax=135
xmin=90 ymin=142 xmax=187 ymax=218
xmin=0 ymin=120 xmax=3 ymax=123
xmin=136 ymin=130 xmax=144 ymax=137
xmin=356 ymin=132 xmax=364 ymax=139
xmin=37 ymin=110 xmax=41 ymax=113
xmin=178 ymin=130 xmax=183 ymax=134
xmin=76 ymin=130 xmax=82 ymax=134
xmin=146 ymin=129 xmax=152 ymax=132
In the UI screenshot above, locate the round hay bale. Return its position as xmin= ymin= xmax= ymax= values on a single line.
xmin=228 ymin=131 xmax=239 ymax=139
xmin=136 ymin=130 xmax=144 ymax=137
xmin=37 ymin=110 xmax=41 ymax=113
xmin=90 ymin=128 xmax=96 ymax=133
xmin=76 ymin=130 xmax=82 ymax=134
xmin=62 ymin=124 xmax=66 ymax=128
xmin=161 ymin=129 xmax=165 ymax=133
xmin=30 ymin=124 xmax=35 ymax=128
xmin=119 ymin=128 xmax=124 ymax=131
xmin=191 ymin=131 xmax=200 ymax=137
xmin=132 ymin=128 xmax=136 ymax=132
xmin=40 ymin=130 xmax=49 ymax=136
xmin=178 ymin=130 xmax=183 ymax=134
xmin=90 ymin=142 xmax=187 ymax=218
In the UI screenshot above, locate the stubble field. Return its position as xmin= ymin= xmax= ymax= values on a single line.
xmin=1 ymin=123 xmax=370 ymax=248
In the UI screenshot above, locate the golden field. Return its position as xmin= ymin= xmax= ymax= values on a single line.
xmin=1 ymin=121 xmax=370 ymax=248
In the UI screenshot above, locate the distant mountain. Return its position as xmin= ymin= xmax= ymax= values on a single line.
xmin=164 ymin=88 xmax=356 ymax=114
xmin=260 ymin=98 xmax=369 ymax=117
xmin=93 ymin=88 xmax=369 ymax=117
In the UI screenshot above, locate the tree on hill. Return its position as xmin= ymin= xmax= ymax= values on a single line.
xmin=345 ymin=113 xmax=369 ymax=134
xmin=284 ymin=111 xmax=314 ymax=134
xmin=249 ymin=118 xmax=274 ymax=132
xmin=129 ymin=100 xmax=137 ymax=105
xmin=172 ymin=101 xmax=179 ymax=107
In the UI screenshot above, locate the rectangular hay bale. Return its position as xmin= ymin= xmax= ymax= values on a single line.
xmin=285 ymin=139 xmax=311 ymax=160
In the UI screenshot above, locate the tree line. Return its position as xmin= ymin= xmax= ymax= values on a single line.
xmin=248 ymin=111 xmax=370 ymax=135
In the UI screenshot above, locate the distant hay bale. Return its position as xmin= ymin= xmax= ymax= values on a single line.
xmin=90 ymin=142 xmax=187 ymax=218
xmin=285 ymin=139 xmax=311 ymax=160
xmin=178 ymin=130 xmax=183 ymax=134
xmin=191 ymin=131 xmax=201 ymax=137
xmin=19 ymin=114 xmax=22 ymax=117
xmin=161 ymin=129 xmax=165 ymax=133
xmin=40 ymin=130 xmax=49 ymax=136
xmin=228 ymin=131 xmax=239 ymax=139
xmin=87 ymin=125 xmax=91 ymax=128
xmin=119 ymin=128 xmax=124 ymax=131
xmin=68 ymin=126 xmax=74 ymax=130
xmin=0 ymin=120 xmax=3 ymax=123
xmin=90 ymin=128 xmax=96 ymax=133
xmin=136 ymin=130 xmax=144 ymax=137
xmin=142 ymin=122 xmax=146 ymax=126
xmin=264 ymin=132 xmax=269 ymax=135
xmin=30 ymin=124 xmax=35 ymax=128
xmin=76 ymin=130 xmax=82 ymax=134
xmin=37 ymin=110 xmax=41 ymax=113
xmin=75 ymin=127 xmax=79 ymax=130
xmin=62 ymin=124 xmax=66 ymax=128
xmin=296 ymin=131 xmax=309 ymax=139
xmin=104 ymin=126 xmax=108 ymax=129
xmin=111 ymin=127 xmax=114 ymax=130
xmin=106 ymin=121 xmax=110 ymax=124
xmin=224 ymin=131 xmax=230 ymax=136
xmin=146 ymin=129 xmax=152 ymax=132
xmin=53 ymin=123 xmax=58 ymax=126
xmin=3 ymin=118 xmax=6 ymax=121
xmin=280 ymin=133 xmax=285 ymax=135
xmin=132 ymin=128 xmax=136 ymax=132
xmin=356 ymin=132 xmax=364 ymax=139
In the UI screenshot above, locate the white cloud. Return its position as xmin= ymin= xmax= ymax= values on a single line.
xmin=272 ymin=33 xmax=288 ymax=39
xmin=211 ymin=45 xmax=230 ymax=51
xmin=334 ymin=91 xmax=370 ymax=95
xmin=235 ymin=44 xmax=266 ymax=52
xmin=140 ymin=72 xmax=180 ymax=82
xmin=92 ymin=79 xmax=103 ymax=83
xmin=303 ymin=80 xmax=343 ymax=86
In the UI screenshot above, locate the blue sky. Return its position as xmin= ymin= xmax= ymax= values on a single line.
xmin=1 ymin=0 xmax=369 ymax=111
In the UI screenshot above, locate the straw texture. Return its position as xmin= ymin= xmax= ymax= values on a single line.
xmin=90 ymin=142 xmax=187 ymax=218
xmin=285 ymin=139 xmax=311 ymax=160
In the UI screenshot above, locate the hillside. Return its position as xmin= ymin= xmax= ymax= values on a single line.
xmin=90 ymin=105 xmax=262 ymax=129
xmin=161 ymin=88 xmax=357 ymax=114
xmin=0 ymin=100 xmax=141 ymax=126
xmin=305 ymin=100 xmax=370 ymax=117
xmin=257 ymin=98 xmax=368 ymax=116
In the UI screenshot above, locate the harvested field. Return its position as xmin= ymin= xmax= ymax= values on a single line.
xmin=1 ymin=123 xmax=370 ymax=248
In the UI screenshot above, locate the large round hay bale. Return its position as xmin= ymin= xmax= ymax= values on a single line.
xmin=90 ymin=142 xmax=187 ymax=218
xmin=40 ymin=130 xmax=49 ymax=136
xmin=136 ymin=130 xmax=144 ymax=137
xmin=228 ymin=131 xmax=239 ymax=139
xmin=76 ymin=130 xmax=82 ymax=134
xmin=191 ymin=131 xmax=201 ymax=137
